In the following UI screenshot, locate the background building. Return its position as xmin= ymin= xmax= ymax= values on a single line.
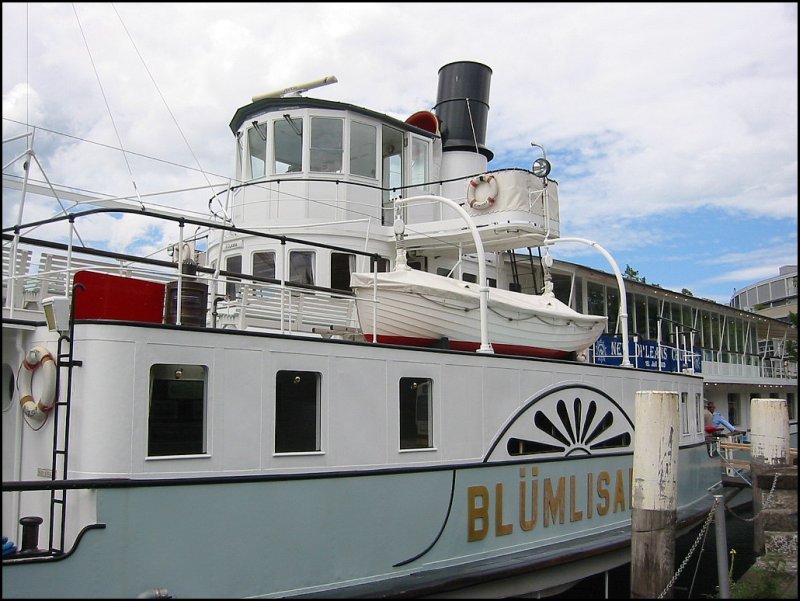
xmin=731 ymin=265 xmax=798 ymax=322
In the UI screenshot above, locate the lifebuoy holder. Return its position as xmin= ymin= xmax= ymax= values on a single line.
xmin=467 ymin=174 xmax=498 ymax=210
xmin=18 ymin=346 xmax=57 ymax=419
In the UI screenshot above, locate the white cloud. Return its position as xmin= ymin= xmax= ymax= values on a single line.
xmin=2 ymin=2 xmax=797 ymax=302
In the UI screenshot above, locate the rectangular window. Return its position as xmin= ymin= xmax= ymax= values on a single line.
xmin=381 ymin=126 xmax=404 ymax=225
xmin=588 ymin=281 xmax=605 ymax=324
xmin=407 ymin=256 xmax=427 ymax=272
xmin=647 ymin=297 xmax=659 ymax=341
xmin=635 ymin=294 xmax=647 ymax=339
xmin=248 ymin=124 xmax=267 ymax=179
xmin=727 ymin=393 xmax=740 ymax=425
xmin=274 ymin=116 xmax=303 ymax=174
xmin=606 ymin=287 xmax=619 ymax=335
xmin=574 ymin=276 xmax=584 ymax=313
xmin=252 ymin=251 xmax=276 ymax=280
xmin=410 ymin=137 xmax=429 ymax=187
xmin=289 ymin=250 xmax=315 ymax=285
xmin=275 ymin=370 xmax=321 ymax=453
xmin=370 ymin=256 xmax=390 ymax=273
xmin=695 ymin=393 xmax=703 ymax=433
xmin=310 ymin=117 xmax=343 ymax=173
xmin=400 ymin=377 xmax=433 ymax=449
xmin=225 ymin=255 xmax=242 ymax=299
xmin=350 ymin=121 xmax=377 ymax=178
xmin=680 ymin=392 xmax=689 ymax=434
xmin=552 ymin=273 xmax=572 ymax=306
xmin=330 ymin=252 xmax=355 ymax=292
xmin=148 ymin=364 xmax=207 ymax=457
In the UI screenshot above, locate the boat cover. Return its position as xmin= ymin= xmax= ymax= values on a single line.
xmin=351 ymin=268 xmax=606 ymax=327
xmin=463 ymin=170 xmax=559 ymax=221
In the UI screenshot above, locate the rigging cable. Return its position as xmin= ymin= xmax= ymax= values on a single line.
xmin=72 ymin=3 xmax=146 ymax=211
xmin=110 ymin=3 xmax=231 ymax=222
xmin=465 ymin=98 xmax=480 ymax=156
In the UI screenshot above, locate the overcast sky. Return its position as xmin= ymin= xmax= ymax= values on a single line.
xmin=2 ymin=2 xmax=797 ymax=303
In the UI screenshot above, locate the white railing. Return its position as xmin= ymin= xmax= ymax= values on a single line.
xmin=3 ymin=240 xmax=363 ymax=340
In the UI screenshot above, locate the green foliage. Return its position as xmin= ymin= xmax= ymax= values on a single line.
xmin=622 ymin=264 xmax=660 ymax=287
xmin=682 ymin=288 xmax=694 ymax=296
xmin=729 ymin=554 xmax=791 ymax=599
xmin=623 ymin=264 xmax=644 ymax=282
xmin=786 ymin=311 xmax=797 ymax=361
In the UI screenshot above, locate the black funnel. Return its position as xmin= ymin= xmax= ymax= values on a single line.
xmin=434 ymin=61 xmax=493 ymax=161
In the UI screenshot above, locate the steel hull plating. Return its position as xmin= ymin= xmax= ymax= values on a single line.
xmin=2 ymin=322 xmax=721 ymax=598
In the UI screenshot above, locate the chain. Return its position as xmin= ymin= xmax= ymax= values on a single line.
xmin=661 ymin=472 xmax=783 ymax=597
xmin=658 ymin=497 xmax=719 ymax=599
xmin=762 ymin=472 xmax=780 ymax=509
xmin=726 ymin=472 xmax=781 ymax=523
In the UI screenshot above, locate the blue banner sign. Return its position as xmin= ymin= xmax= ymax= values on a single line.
xmin=593 ymin=335 xmax=701 ymax=373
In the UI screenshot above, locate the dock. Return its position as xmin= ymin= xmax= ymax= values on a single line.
xmin=717 ymin=439 xmax=798 ymax=599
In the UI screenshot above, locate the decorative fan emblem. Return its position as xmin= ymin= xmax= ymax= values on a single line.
xmin=485 ymin=384 xmax=634 ymax=461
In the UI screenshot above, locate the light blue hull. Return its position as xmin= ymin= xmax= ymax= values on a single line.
xmin=3 ymin=444 xmax=729 ymax=599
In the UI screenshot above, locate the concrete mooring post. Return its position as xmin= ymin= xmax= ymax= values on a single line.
xmin=630 ymin=390 xmax=679 ymax=599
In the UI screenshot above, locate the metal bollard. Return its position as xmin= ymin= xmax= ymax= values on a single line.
xmin=714 ymin=495 xmax=730 ymax=598
xmin=19 ymin=516 xmax=43 ymax=554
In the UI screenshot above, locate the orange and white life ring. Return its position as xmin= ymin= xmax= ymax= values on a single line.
xmin=18 ymin=346 xmax=57 ymax=419
xmin=466 ymin=174 xmax=498 ymax=210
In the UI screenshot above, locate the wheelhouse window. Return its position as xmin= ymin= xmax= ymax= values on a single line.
xmin=148 ymin=364 xmax=207 ymax=457
xmin=330 ymin=252 xmax=355 ymax=292
xmin=310 ymin=117 xmax=343 ymax=173
xmin=350 ymin=121 xmax=377 ymax=178
xmin=274 ymin=116 xmax=303 ymax=174
xmin=381 ymin=126 xmax=404 ymax=225
xmin=400 ymin=377 xmax=433 ymax=450
xmin=289 ymin=250 xmax=315 ymax=285
xmin=275 ymin=370 xmax=321 ymax=453
xmin=248 ymin=123 xmax=267 ymax=179
xmin=410 ymin=137 xmax=430 ymax=189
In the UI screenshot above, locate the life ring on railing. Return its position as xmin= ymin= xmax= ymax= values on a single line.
xmin=467 ymin=175 xmax=498 ymax=209
xmin=18 ymin=346 xmax=57 ymax=419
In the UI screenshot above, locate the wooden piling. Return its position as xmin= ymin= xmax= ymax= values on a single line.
xmin=750 ymin=398 xmax=791 ymax=465
xmin=630 ymin=391 xmax=679 ymax=599
xmin=749 ymin=397 xmax=792 ymax=556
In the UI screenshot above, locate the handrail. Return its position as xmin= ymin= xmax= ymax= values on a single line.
xmin=544 ymin=236 xmax=632 ymax=367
